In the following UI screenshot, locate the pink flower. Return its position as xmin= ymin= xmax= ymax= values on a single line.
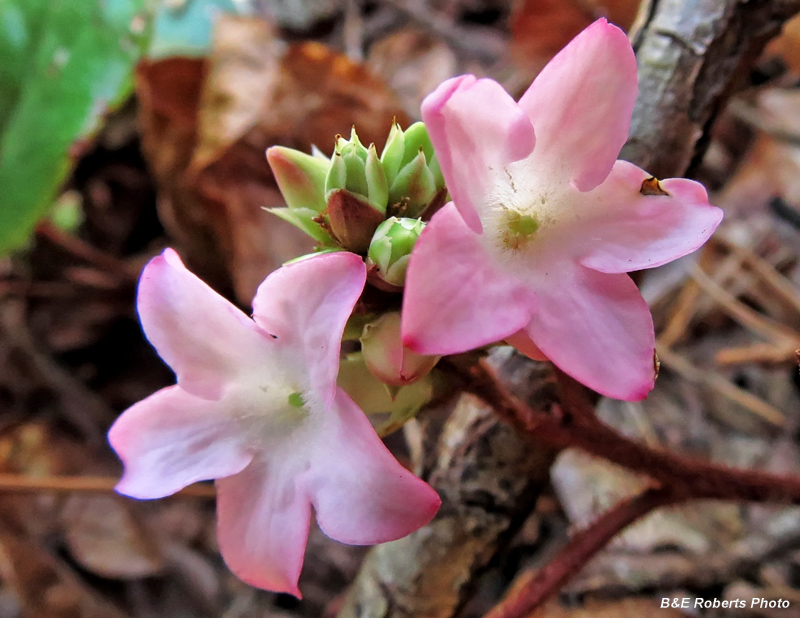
xmin=109 ymin=249 xmax=440 ymax=596
xmin=402 ymin=19 xmax=723 ymax=401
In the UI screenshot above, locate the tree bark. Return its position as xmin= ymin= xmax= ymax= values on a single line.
xmin=623 ymin=0 xmax=800 ymax=179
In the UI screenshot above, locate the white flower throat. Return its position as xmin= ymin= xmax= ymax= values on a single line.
xmin=483 ymin=159 xmax=570 ymax=259
xmin=228 ymin=367 xmax=312 ymax=449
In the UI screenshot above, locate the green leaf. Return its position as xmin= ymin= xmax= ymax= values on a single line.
xmin=0 ymin=0 xmax=148 ymax=254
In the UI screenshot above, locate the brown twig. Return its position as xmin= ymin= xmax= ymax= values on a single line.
xmin=465 ymin=359 xmax=800 ymax=504
xmin=485 ymin=486 xmax=677 ymax=618
xmin=470 ymin=358 xmax=800 ymax=618
xmin=0 ymin=473 xmax=216 ymax=498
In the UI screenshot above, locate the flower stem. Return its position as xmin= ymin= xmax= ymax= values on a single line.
xmin=485 ymin=486 xmax=677 ymax=618
xmin=461 ymin=358 xmax=800 ymax=617
xmin=465 ymin=359 xmax=800 ymax=504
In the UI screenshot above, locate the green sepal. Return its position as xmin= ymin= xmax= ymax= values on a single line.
xmin=325 ymin=152 xmax=348 ymax=195
xmin=347 ymin=126 xmax=368 ymax=159
xmin=265 ymin=206 xmax=335 ymax=245
xmin=389 ymin=150 xmax=437 ymax=218
xmin=267 ymin=146 xmax=330 ymax=213
xmin=365 ymin=144 xmax=388 ymax=213
xmin=401 ymin=122 xmax=434 ymax=166
xmin=340 ymin=143 xmax=369 ymax=198
xmin=428 ymin=151 xmax=445 ymax=190
xmin=380 ymin=121 xmax=405 ymax=186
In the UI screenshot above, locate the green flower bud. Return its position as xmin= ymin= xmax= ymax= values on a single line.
xmin=378 ymin=121 xmax=446 ymax=218
xmin=360 ymin=311 xmax=440 ymax=387
xmin=388 ymin=150 xmax=437 ymax=218
xmin=323 ymin=128 xmax=389 ymax=252
xmin=366 ymin=217 xmax=424 ymax=289
xmin=328 ymin=129 xmax=388 ymax=212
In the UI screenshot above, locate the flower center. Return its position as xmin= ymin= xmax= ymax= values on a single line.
xmin=483 ymin=161 xmax=568 ymax=262
xmin=287 ymin=391 xmax=306 ymax=408
xmin=228 ymin=375 xmax=313 ymax=450
xmin=499 ymin=208 xmax=540 ymax=250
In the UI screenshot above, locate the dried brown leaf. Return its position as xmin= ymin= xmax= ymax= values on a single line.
xmin=137 ymin=16 xmax=408 ymax=303
xmin=510 ymin=0 xmax=642 ymax=83
xmin=61 ymin=495 xmax=164 ymax=579
xmin=0 ymin=528 xmax=129 ymax=618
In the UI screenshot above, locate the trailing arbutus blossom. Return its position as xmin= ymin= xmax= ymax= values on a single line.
xmin=402 ymin=19 xmax=723 ymax=401
xmin=109 ymin=249 xmax=440 ymax=596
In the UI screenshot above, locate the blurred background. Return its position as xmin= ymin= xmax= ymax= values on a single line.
xmin=1 ymin=1 xmax=800 ymax=616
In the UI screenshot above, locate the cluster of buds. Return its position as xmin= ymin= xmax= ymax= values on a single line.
xmin=266 ymin=122 xmax=446 ymax=413
xmin=267 ymin=122 xmax=446 ymax=257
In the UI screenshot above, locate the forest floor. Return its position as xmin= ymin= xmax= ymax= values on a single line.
xmin=2 ymin=1 xmax=800 ymax=617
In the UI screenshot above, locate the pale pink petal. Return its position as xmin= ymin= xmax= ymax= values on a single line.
xmin=109 ymin=386 xmax=253 ymax=499
xmin=138 ymin=249 xmax=274 ymax=400
xmin=517 ymin=19 xmax=637 ymax=191
xmin=525 ymin=265 xmax=656 ymax=401
xmin=252 ymin=252 xmax=366 ymax=407
xmin=402 ymin=203 xmax=534 ymax=355
xmin=216 ymin=460 xmax=311 ymax=597
xmin=300 ymin=389 xmax=440 ymax=545
xmin=421 ymin=75 xmax=536 ymax=233
xmin=577 ymin=161 xmax=723 ymax=272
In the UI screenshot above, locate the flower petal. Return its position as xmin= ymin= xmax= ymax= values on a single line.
xmin=421 ymin=75 xmax=536 ymax=233
xmin=216 ymin=460 xmax=311 ymax=597
xmin=252 ymin=252 xmax=366 ymax=407
xmin=300 ymin=389 xmax=440 ymax=545
xmin=402 ymin=203 xmax=533 ymax=355
xmin=138 ymin=249 xmax=274 ymax=400
xmin=109 ymin=386 xmax=253 ymax=499
xmin=517 ymin=19 xmax=637 ymax=191
xmin=577 ymin=161 xmax=723 ymax=272
xmin=525 ymin=265 xmax=656 ymax=401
